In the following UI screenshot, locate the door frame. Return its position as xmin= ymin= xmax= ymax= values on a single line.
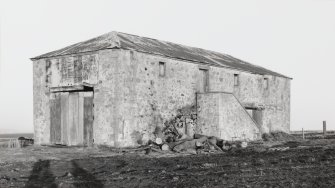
xmin=49 ymin=87 xmax=94 ymax=146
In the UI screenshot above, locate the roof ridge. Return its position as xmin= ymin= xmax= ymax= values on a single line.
xmin=116 ymin=31 xmax=231 ymax=57
xmin=107 ymin=31 xmax=121 ymax=47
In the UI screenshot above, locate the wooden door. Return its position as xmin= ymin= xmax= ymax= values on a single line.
xmin=198 ymin=69 xmax=208 ymax=93
xmin=68 ymin=92 xmax=82 ymax=145
xmin=50 ymin=93 xmax=62 ymax=144
xmin=83 ymin=92 xmax=94 ymax=146
xmin=50 ymin=91 xmax=94 ymax=146
xmin=60 ymin=93 xmax=69 ymax=145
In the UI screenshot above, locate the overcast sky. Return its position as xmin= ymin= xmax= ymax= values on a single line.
xmin=1 ymin=0 xmax=335 ymax=133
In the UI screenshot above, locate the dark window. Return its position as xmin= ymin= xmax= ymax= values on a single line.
xmin=234 ymin=74 xmax=239 ymax=86
xmin=159 ymin=62 xmax=166 ymax=76
xmin=199 ymin=69 xmax=209 ymax=92
xmin=245 ymin=107 xmax=263 ymax=126
xmin=264 ymin=78 xmax=269 ymax=89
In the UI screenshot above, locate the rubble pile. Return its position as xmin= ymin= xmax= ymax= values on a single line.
xmin=146 ymin=133 xmax=248 ymax=155
xmin=147 ymin=105 xmax=249 ymax=155
xmin=161 ymin=105 xmax=197 ymax=142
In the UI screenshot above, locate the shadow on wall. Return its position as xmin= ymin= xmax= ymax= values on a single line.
xmin=25 ymin=160 xmax=103 ymax=188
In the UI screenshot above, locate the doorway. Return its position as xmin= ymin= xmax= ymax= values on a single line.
xmin=50 ymin=91 xmax=94 ymax=146
xmin=245 ymin=107 xmax=263 ymax=128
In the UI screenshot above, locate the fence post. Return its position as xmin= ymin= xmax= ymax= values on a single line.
xmin=323 ymin=121 xmax=327 ymax=137
xmin=302 ymin=128 xmax=305 ymax=140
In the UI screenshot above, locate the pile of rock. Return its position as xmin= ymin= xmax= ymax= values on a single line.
xmin=146 ymin=133 xmax=248 ymax=155
xmin=161 ymin=105 xmax=197 ymax=142
xmin=147 ymin=105 xmax=248 ymax=155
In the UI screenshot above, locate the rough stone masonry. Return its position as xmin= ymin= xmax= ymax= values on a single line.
xmin=31 ymin=31 xmax=291 ymax=147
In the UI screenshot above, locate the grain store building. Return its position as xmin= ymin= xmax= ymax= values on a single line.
xmin=31 ymin=31 xmax=291 ymax=147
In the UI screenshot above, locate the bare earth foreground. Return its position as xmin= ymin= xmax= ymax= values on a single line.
xmin=1 ymin=139 xmax=335 ymax=187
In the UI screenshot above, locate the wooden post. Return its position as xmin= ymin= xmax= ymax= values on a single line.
xmin=323 ymin=121 xmax=327 ymax=137
xmin=302 ymin=128 xmax=305 ymax=140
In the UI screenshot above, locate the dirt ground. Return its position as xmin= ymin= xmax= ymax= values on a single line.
xmin=1 ymin=139 xmax=335 ymax=187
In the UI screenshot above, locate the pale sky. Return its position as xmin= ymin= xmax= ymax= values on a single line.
xmin=1 ymin=0 xmax=335 ymax=133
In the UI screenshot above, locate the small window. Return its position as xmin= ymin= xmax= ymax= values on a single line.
xmin=199 ymin=68 xmax=209 ymax=92
xmin=234 ymin=74 xmax=239 ymax=86
xmin=264 ymin=78 xmax=269 ymax=89
xmin=159 ymin=62 xmax=166 ymax=76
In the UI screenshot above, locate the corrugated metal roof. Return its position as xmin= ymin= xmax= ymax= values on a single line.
xmin=31 ymin=31 xmax=291 ymax=79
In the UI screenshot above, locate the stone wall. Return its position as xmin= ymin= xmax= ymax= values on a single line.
xmin=32 ymin=52 xmax=99 ymax=145
xmin=93 ymin=49 xmax=201 ymax=147
xmin=209 ymin=67 xmax=291 ymax=133
xmin=93 ymin=49 xmax=290 ymax=146
xmin=47 ymin=54 xmax=99 ymax=87
xmin=197 ymin=92 xmax=260 ymax=141
xmin=33 ymin=59 xmax=50 ymax=145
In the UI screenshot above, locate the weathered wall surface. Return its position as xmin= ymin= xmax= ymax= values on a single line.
xmin=33 ymin=53 xmax=99 ymax=145
xmin=197 ymin=92 xmax=260 ymax=141
xmin=93 ymin=49 xmax=290 ymax=146
xmin=234 ymin=73 xmax=291 ymax=133
xmin=209 ymin=67 xmax=290 ymax=133
xmin=47 ymin=54 xmax=99 ymax=87
xmin=33 ymin=59 xmax=50 ymax=145
xmin=93 ymin=49 xmax=202 ymax=147
xmin=92 ymin=49 xmax=118 ymax=146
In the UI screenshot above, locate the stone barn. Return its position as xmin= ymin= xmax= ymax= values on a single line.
xmin=31 ymin=31 xmax=291 ymax=147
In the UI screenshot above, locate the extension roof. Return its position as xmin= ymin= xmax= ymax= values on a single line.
xmin=31 ymin=31 xmax=290 ymax=79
